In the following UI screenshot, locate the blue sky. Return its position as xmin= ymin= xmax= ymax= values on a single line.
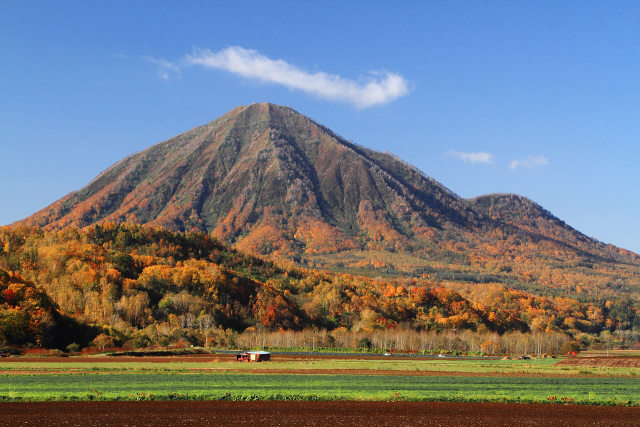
xmin=1 ymin=1 xmax=639 ymax=253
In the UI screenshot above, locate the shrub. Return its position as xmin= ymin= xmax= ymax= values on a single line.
xmin=66 ymin=343 xmax=81 ymax=353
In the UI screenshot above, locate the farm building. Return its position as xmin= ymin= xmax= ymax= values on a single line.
xmin=236 ymin=351 xmax=271 ymax=362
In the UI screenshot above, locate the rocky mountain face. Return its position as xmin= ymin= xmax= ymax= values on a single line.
xmin=18 ymin=103 xmax=638 ymax=271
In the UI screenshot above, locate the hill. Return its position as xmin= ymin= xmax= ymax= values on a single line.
xmin=2 ymin=224 xmax=637 ymax=350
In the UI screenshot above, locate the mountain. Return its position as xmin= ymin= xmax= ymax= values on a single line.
xmin=19 ymin=103 xmax=475 ymax=250
xmin=16 ymin=103 xmax=639 ymax=300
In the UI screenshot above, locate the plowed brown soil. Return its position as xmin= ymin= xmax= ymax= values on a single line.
xmin=1 ymin=401 xmax=638 ymax=426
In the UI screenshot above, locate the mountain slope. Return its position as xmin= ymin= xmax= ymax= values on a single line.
xmin=17 ymin=104 xmax=639 ymax=300
xmin=19 ymin=104 xmax=477 ymax=250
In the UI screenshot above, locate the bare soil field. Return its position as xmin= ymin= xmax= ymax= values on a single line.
xmin=1 ymin=401 xmax=639 ymax=426
xmin=558 ymin=357 xmax=640 ymax=368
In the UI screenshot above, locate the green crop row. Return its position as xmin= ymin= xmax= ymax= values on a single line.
xmin=1 ymin=373 xmax=639 ymax=406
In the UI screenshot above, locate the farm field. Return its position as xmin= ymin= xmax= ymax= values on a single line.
xmin=3 ymin=372 xmax=640 ymax=404
xmin=559 ymin=357 xmax=640 ymax=369
xmin=1 ymin=353 xmax=640 ymax=377
xmin=579 ymin=350 xmax=640 ymax=357
xmin=1 ymin=354 xmax=639 ymax=405
xmin=2 ymin=401 xmax=640 ymax=426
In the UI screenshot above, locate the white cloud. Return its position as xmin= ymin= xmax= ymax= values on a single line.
xmin=181 ymin=46 xmax=410 ymax=108
xmin=145 ymin=56 xmax=180 ymax=81
xmin=509 ymin=155 xmax=549 ymax=170
xmin=446 ymin=150 xmax=495 ymax=164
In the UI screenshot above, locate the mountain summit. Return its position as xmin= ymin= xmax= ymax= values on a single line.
xmin=18 ymin=103 xmax=637 ymax=271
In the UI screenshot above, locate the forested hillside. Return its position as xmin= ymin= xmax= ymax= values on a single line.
xmin=1 ymin=224 xmax=637 ymax=350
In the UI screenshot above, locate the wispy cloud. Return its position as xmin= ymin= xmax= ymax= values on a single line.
xmin=446 ymin=150 xmax=495 ymax=164
xmin=145 ymin=56 xmax=180 ymax=81
xmin=509 ymin=155 xmax=549 ymax=170
xmin=149 ymin=46 xmax=411 ymax=108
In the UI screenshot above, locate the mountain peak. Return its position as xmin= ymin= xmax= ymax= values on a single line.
xmin=471 ymin=193 xmax=556 ymax=222
xmin=221 ymin=102 xmax=298 ymax=120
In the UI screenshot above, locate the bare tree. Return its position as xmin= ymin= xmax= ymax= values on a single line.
xmin=196 ymin=313 xmax=216 ymax=347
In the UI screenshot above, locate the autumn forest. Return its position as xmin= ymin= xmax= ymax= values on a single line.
xmin=1 ymin=223 xmax=637 ymax=353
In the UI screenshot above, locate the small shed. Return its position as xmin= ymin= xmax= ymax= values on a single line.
xmin=236 ymin=351 xmax=271 ymax=362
